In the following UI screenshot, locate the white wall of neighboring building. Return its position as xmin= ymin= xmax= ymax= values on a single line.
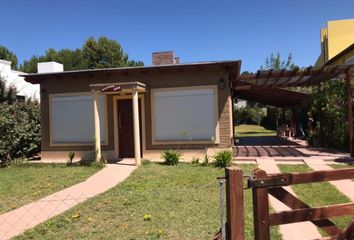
xmin=235 ymin=99 xmax=247 ymax=108
xmin=0 ymin=59 xmax=39 ymax=100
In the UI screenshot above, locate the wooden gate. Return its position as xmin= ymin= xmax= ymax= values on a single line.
xmin=221 ymin=166 xmax=354 ymax=240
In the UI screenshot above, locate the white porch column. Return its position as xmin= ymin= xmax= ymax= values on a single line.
xmin=93 ymin=90 xmax=101 ymax=161
xmin=132 ymin=89 xmax=141 ymax=165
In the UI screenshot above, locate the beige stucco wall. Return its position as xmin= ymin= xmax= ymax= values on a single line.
xmin=39 ymin=65 xmax=233 ymax=161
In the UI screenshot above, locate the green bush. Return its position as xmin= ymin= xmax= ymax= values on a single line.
xmin=191 ymin=157 xmax=200 ymax=164
xmin=161 ymin=150 xmax=182 ymax=165
xmin=67 ymin=152 xmax=75 ymax=166
xmin=213 ymin=150 xmax=233 ymax=168
xmin=200 ymin=155 xmax=210 ymax=166
xmin=0 ymin=77 xmax=41 ymax=166
xmin=234 ymin=106 xmax=266 ymax=125
xmin=0 ymin=100 xmax=41 ymax=166
xmin=309 ymin=79 xmax=351 ymax=151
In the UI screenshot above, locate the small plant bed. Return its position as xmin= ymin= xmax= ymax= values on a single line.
xmin=235 ymin=124 xmax=276 ymax=137
xmin=278 ymin=164 xmax=354 ymax=234
xmin=328 ymin=163 xmax=354 ymax=181
xmin=0 ymin=162 xmax=102 ymax=213
xmin=16 ymin=163 xmax=282 ymax=240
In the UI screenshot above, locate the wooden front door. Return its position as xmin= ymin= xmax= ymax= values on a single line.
xmin=117 ymin=99 xmax=142 ymax=158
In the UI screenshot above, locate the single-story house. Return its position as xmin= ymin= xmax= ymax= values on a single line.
xmin=23 ymin=51 xmax=241 ymax=164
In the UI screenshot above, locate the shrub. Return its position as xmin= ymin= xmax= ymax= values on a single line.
xmin=191 ymin=157 xmax=200 ymax=164
xmin=67 ymin=152 xmax=75 ymax=166
xmin=309 ymin=79 xmax=350 ymax=151
xmin=200 ymin=155 xmax=210 ymax=166
xmin=234 ymin=106 xmax=266 ymax=125
xmin=161 ymin=150 xmax=182 ymax=165
xmin=0 ymin=100 xmax=41 ymax=166
xmin=213 ymin=150 xmax=233 ymax=168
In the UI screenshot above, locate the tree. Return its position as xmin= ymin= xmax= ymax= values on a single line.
xmin=21 ymin=48 xmax=85 ymax=73
xmin=0 ymin=45 xmax=18 ymax=69
xmin=20 ymin=36 xmax=143 ymax=73
xmin=261 ymin=52 xmax=297 ymax=70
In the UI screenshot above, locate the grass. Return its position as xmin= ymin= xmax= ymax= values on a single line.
xmin=278 ymin=164 xmax=354 ymax=235
xmin=16 ymin=163 xmax=282 ymax=240
xmin=235 ymin=124 xmax=276 ymax=137
xmin=0 ymin=162 xmax=102 ymax=213
xmin=328 ymin=163 xmax=354 ymax=181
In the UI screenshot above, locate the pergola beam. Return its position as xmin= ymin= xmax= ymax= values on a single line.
xmin=236 ymin=64 xmax=354 ymax=88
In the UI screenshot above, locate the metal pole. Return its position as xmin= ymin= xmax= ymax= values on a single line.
xmin=219 ymin=179 xmax=226 ymax=239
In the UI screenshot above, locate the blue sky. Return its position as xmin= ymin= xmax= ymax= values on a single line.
xmin=1 ymin=0 xmax=353 ymax=72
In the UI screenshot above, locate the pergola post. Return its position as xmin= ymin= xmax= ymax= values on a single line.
xmin=132 ymin=89 xmax=141 ymax=165
xmin=318 ymin=85 xmax=324 ymax=148
xmin=282 ymin=108 xmax=285 ymax=125
xmin=93 ymin=90 xmax=101 ymax=161
xmin=346 ymin=68 xmax=353 ymax=157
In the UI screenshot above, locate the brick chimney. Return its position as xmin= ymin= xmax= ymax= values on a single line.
xmin=152 ymin=51 xmax=180 ymax=65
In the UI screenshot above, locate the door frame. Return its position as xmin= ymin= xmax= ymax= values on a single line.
xmin=113 ymin=94 xmax=146 ymax=159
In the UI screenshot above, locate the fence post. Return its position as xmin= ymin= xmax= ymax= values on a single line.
xmin=252 ymin=168 xmax=270 ymax=240
xmin=225 ymin=167 xmax=245 ymax=240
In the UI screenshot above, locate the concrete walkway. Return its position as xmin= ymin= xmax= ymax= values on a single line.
xmin=304 ymin=159 xmax=354 ymax=201
xmin=258 ymin=159 xmax=323 ymax=240
xmin=0 ymin=160 xmax=136 ymax=240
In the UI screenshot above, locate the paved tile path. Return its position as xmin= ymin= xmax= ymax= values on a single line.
xmin=305 ymin=160 xmax=354 ymax=201
xmin=258 ymin=159 xmax=323 ymax=240
xmin=251 ymin=147 xmax=353 ymax=240
xmin=0 ymin=160 xmax=136 ymax=240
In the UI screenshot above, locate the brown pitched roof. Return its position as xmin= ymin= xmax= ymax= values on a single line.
xmin=22 ymin=60 xmax=241 ymax=84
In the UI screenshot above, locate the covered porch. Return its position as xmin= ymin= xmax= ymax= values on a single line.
xmin=231 ymin=64 xmax=354 ymax=160
xmin=90 ymin=82 xmax=146 ymax=165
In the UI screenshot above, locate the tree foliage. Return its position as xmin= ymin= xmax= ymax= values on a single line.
xmin=0 ymin=77 xmax=40 ymax=166
xmin=20 ymin=36 xmax=144 ymax=73
xmin=0 ymin=45 xmax=18 ymax=69
xmin=261 ymin=52 xmax=297 ymax=70
xmin=309 ymin=79 xmax=351 ymax=151
xmin=234 ymin=106 xmax=266 ymax=125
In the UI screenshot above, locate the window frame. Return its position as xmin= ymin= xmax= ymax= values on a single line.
xmin=49 ymin=92 xmax=108 ymax=146
xmin=151 ymin=85 xmax=220 ymax=145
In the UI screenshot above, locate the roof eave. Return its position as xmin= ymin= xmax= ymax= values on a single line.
xmin=22 ymin=60 xmax=241 ymax=84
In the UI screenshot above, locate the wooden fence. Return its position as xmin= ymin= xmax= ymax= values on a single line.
xmin=218 ymin=166 xmax=354 ymax=240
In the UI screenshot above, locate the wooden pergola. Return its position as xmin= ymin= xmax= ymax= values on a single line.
xmin=230 ymin=64 xmax=354 ymax=156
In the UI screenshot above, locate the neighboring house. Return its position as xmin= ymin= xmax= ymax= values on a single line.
xmin=324 ymin=43 xmax=354 ymax=67
xmin=235 ymin=99 xmax=247 ymax=108
xmin=23 ymin=51 xmax=240 ymax=164
xmin=315 ymin=18 xmax=354 ymax=67
xmin=0 ymin=59 xmax=40 ymax=100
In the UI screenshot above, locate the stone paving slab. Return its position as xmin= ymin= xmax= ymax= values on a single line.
xmin=304 ymin=161 xmax=354 ymax=202
xmin=258 ymin=161 xmax=322 ymax=240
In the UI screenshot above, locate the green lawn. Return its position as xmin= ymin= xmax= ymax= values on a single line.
xmin=328 ymin=164 xmax=354 ymax=181
xmin=278 ymin=164 xmax=354 ymax=235
xmin=16 ymin=163 xmax=281 ymax=240
xmin=0 ymin=163 xmax=102 ymax=213
xmin=235 ymin=124 xmax=277 ymax=137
